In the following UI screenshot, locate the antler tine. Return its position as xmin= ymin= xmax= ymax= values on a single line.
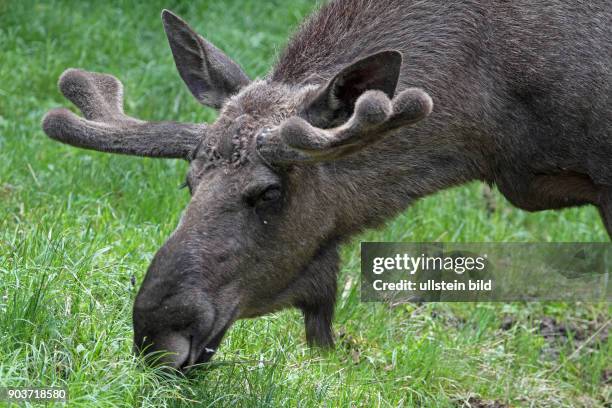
xmin=384 ymin=88 xmax=433 ymax=130
xmin=257 ymin=88 xmax=433 ymax=163
xmin=42 ymin=69 xmax=205 ymax=159
xmin=58 ymin=69 xmax=124 ymax=120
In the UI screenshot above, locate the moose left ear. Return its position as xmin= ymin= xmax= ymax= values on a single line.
xmin=302 ymin=50 xmax=403 ymax=128
xmin=162 ymin=9 xmax=251 ymax=109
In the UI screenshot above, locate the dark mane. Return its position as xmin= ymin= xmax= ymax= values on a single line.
xmin=272 ymin=0 xmax=405 ymax=84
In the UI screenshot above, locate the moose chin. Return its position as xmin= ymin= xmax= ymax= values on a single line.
xmin=42 ymin=1 xmax=611 ymax=371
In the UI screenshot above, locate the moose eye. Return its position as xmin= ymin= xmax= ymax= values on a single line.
xmin=260 ymin=187 xmax=281 ymax=203
xmin=246 ymin=185 xmax=282 ymax=208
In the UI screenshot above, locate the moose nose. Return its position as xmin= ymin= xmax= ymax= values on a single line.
xmin=133 ymin=332 xmax=192 ymax=370
xmin=133 ymin=329 xmax=221 ymax=371
xmin=132 ymin=231 xmax=236 ymax=371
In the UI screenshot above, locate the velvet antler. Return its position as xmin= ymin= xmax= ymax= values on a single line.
xmin=256 ymin=88 xmax=433 ymax=163
xmin=42 ymin=69 xmax=205 ymax=159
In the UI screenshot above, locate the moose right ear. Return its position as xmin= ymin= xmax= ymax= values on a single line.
xmin=161 ymin=10 xmax=250 ymax=109
xmin=302 ymin=50 xmax=403 ymax=128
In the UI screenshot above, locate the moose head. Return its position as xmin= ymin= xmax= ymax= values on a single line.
xmin=42 ymin=10 xmax=432 ymax=370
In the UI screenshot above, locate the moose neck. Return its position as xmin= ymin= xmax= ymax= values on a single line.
xmin=317 ymin=123 xmax=487 ymax=237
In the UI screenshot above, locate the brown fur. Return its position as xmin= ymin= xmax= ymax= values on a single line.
xmin=42 ymin=2 xmax=611 ymax=370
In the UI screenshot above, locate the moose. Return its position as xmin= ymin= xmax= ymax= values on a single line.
xmin=42 ymin=0 xmax=610 ymax=370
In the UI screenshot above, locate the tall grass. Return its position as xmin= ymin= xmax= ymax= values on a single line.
xmin=0 ymin=1 xmax=609 ymax=406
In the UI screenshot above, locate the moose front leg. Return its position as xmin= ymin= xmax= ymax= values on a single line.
xmin=294 ymin=243 xmax=340 ymax=348
xmin=597 ymin=187 xmax=612 ymax=237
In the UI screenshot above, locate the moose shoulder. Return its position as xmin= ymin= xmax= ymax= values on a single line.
xmin=42 ymin=1 xmax=611 ymax=370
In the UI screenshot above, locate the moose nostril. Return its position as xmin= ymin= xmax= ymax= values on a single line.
xmin=135 ymin=333 xmax=191 ymax=370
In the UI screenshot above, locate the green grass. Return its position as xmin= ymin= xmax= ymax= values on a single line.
xmin=0 ymin=0 xmax=610 ymax=406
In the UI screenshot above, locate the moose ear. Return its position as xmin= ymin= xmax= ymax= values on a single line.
xmin=302 ymin=50 xmax=403 ymax=128
xmin=161 ymin=10 xmax=250 ymax=109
